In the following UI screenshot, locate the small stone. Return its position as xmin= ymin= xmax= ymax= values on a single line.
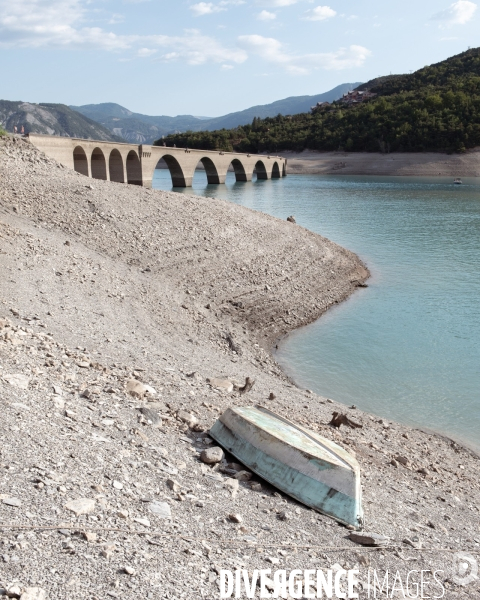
xmin=395 ymin=456 xmax=410 ymax=467
xmin=206 ymin=377 xmax=234 ymax=393
xmin=166 ymin=479 xmax=181 ymax=492
xmin=137 ymin=407 xmax=161 ymax=425
xmin=234 ymin=470 xmax=252 ymax=481
xmin=417 ymin=467 xmax=429 ymax=475
xmin=3 ymin=373 xmax=30 ymax=389
xmin=117 ymin=509 xmax=129 ymax=519
xmin=77 ymin=361 xmax=90 ymax=368
xmin=250 ymin=482 xmax=262 ymax=492
xmin=133 ymin=517 xmax=151 ymax=527
xmin=277 ymin=511 xmax=291 ymax=521
xmin=267 ymin=556 xmax=280 ymax=564
xmin=83 ymin=531 xmax=97 ymax=543
xmin=7 ymin=585 xmax=22 ymax=598
xmin=348 ymin=532 xmax=390 ymax=547
xmin=126 ymin=379 xmax=155 ymax=398
xmin=391 ymin=459 xmax=399 ymax=468
xmin=20 ymin=588 xmax=47 ymax=600
xmin=148 ymin=501 xmax=171 ymax=518
xmin=228 ymin=513 xmax=243 ymax=523
xmin=177 ymin=410 xmax=198 ymax=427
xmin=2 ymin=497 xmax=22 ymax=507
xmin=286 ymin=215 xmax=296 ymax=223
xmin=200 ymin=447 xmax=224 ymax=464
xmin=124 ymin=566 xmax=136 ymax=576
xmin=65 ymin=498 xmax=96 ymax=516
xmin=224 ymin=479 xmax=239 ymax=495
xmin=113 ymin=481 xmax=123 ymax=490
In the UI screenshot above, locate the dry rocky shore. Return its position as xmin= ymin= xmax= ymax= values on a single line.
xmin=0 ymin=136 xmax=479 ymax=599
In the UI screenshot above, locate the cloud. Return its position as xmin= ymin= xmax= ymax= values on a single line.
xmin=431 ymin=1 xmax=477 ymax=26
xmin=190 ymin=2 xmax=226 ymax=15
xmin=154 ymin=30 xmax=247 ymax=65
xmin=257 ymin=9 xmax=276 ymax=20
xmin=303 ymin=5 xmax=336 ymax=21
xmin=258 ymin=0 xmax=299 ymax=6
xmin=108 ymin=13 xmax=125 ymax=24
xmin=137 ymin=47 xmax=157 ymax=57
xmin=0 ymin=0 xmax=246 ymax=66
xmin=237 ymin=35 xmax=371 ymax=74
xmin=221 ymin=63 xmax=234 ymax=69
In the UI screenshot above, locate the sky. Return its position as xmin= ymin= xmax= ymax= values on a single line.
xmin=0 ymin=0 xmax=479 ymax=116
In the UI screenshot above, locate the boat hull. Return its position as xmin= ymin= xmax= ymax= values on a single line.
xmin=209 ymin=406 xmax=363 ymax=529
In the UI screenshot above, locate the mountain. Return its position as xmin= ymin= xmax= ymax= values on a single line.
xmin=197 ymin=83 xmax=362 ymax=131
xmin=70 ymin=83 xmax=360 ymax=144
xmin=0 ymin=101 xmax=122 ymax=142
xmin=160 ymin=48 xmax=480 ymax=154
xmin=70 ymin=103 xmax=206 ymax=144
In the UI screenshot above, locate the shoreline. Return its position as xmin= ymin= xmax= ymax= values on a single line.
xmin=1 ymin=136 xmax=479 ymax=599
xmin=283 ymin=148 xmax=480 ymax=177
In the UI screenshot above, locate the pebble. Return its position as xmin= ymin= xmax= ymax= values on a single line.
xmin=148 ymin=501 xmax=171 ymax=518
xmin=206 ymin=377 xmax=234 ymax=392
xmin=2 ymin=497 xmax=22 ymax=507
xmin=349 ymin=532 xmax=390 ymax=547
xmin=200 ymin=446 xmax=224 ymax=464
xmin=134 ymin=517 xmax=151 ymax=527
xmin=177 ymin=410 xmax=198 ymax=427
xmin=65 ymin=498 xmax=96 ymax=516
xmin=228 ymin=513 xmax=243 ymax=523
xmin=124 ymin=566 xmax=136 ymax=576
xmin=137 ymin=406 xmax=161 ymax=425
xmin=19 ymin=588 xmax=47 ymax=600
xmin=113 ymin=480 xmax=123 ymax=490
xmin=3 ymin=373 xmax=30 ymax=389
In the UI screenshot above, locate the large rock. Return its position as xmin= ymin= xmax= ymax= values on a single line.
xmin=148 ymin=501 xmax=172 ymax=518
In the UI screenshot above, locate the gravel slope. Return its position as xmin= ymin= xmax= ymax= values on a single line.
xmin=0 ymin=136 xmax=478 ymax=599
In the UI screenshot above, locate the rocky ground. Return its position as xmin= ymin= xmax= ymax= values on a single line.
xmin=0 ymin=135 xmax=479 ymax=599
xmin=283 ymin=149 xmax=480 ymax=177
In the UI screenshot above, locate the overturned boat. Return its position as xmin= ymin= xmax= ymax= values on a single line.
xmin=210 ymin=406 xmax=363 ymax=529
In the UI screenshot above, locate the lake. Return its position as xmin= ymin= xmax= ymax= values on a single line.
xmin=153 ymin=168 xmax=480 ymax=454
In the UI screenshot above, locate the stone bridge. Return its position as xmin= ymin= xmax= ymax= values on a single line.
xmin=28 ymin=134 xmax=287 ymax=188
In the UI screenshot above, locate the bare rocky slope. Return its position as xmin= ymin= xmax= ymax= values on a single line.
xmin=0 ymin=102 xmax=122 ymax=142
xmin=0 ymin=136 xmax=478 ymax=599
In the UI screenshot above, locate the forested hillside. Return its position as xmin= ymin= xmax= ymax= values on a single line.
xmin=158 ymin=48 xmax=480 ymax=154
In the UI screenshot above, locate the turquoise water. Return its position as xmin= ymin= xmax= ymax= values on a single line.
xmin=152 ymin=169 xmax=480 ymax=453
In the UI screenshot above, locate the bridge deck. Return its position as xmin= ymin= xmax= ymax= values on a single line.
xmin=28 ymin=134 xmax=286 ymax=187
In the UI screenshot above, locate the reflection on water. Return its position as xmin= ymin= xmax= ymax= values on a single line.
xmin=153 ymin=168 xmax=480 ymax=453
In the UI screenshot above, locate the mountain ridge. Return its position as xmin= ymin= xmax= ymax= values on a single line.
xmin=70 ymin=83 xmax=361 ymax=144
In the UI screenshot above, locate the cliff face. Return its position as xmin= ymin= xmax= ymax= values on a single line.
xmin=0 ymin=100 xmax=124 ymax=142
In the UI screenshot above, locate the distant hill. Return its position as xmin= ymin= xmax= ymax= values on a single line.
xmin=0 ymin=101 xmax=122 ymax=142
xmin=161 ymin=48 xmax=480 ymax=154
xmin=70 ymin=83 xmax=361 ymax=144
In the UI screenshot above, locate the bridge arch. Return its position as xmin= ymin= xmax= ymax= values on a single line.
xmin=109 ymin=149 xmax=124 ymax=183
xmin=126 ymin=150 xmax=142 ymax=186
xmin=271 ymin=161 xmax=281 ymax=179
xmin=155 ymin=155 xmax=189 ymax=187
xmin=197 ymin=157 xmax=221 ymax=184
xmin=230 ymin=159 xmax=248 ymax=182
xmin=254 ymin=160 xmax=268 ymax=180
xmin=91 ymin=148 xmax=107 ymax=180
xmin=73 ymin=146 xmax=89 ymax=177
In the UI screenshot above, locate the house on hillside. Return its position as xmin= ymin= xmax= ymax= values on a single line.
xmin=339 ymin=90 xmax=377 ymax=105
